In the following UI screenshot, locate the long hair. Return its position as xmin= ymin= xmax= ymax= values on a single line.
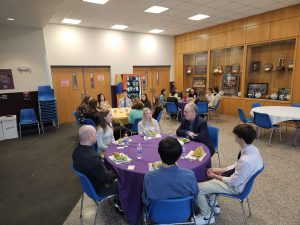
xmin=141 ymin=107 xmax=154 ymax=128
xmin=153 ymin=97 xmax=162 ymax=108
xmin=98 ymin=110 xmax=112 ymax=132
xmin=132 ymin=99 xmax=144 ymax=110
xmin=80 ymin=96 xmax=91 ymax=106
xmin=97 ymin=93 xmax=105 ymax=104
xmin=88 ymin=99 xmax=98 ymax=113
xmin=141 ymin=93 xmax=151 ymax=106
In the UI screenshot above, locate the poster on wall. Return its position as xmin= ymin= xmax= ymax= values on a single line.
xmin=0 ymin=69 xmax=15 ymax=90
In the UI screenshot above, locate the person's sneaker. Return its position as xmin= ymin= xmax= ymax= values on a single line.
xmin=195 ymin=214 xmax=215 ymax=225
xmin=114 ymin=203 xmax=124 ymax=213
xmin=208 ymin=200 xmax=221 ymax=214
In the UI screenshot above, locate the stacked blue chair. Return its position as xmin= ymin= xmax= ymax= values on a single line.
xmin=38 ymin=85 xmax=59 ymax=133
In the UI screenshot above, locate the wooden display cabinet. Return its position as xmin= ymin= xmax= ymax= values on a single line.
xmin=183 ymin=53 xmax=194 ymax=90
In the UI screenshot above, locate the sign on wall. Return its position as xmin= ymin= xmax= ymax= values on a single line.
xmin=0 ymin=69 xmax=15 ymax=90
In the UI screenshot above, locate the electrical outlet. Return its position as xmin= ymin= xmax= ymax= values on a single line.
xmin=1 ymin=95 xmax=8 ymax=100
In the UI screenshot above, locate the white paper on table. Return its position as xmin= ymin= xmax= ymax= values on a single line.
xmin=185 ymin=151 xmax=206 ymax=161
xmin=154 ymin=134 xmax=162 ymax=138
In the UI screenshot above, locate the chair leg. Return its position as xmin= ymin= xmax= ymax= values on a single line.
xmin=80 ymin=193 xmax=84 ymax=217
xmin=279 ymin=128 xmax=282 ymax=144
xmin=294 ymin=127 xmax=299 ymax=147
xmin=94 ymin=203 xmax=100 ymax=225
xmin=240 ymin=201 xmax=249 ymax=225
xmin=19 ymin=125 xmax=22 ymax=138
xmin=269 ymin=128 xmax=275 ymax=143
xmin=246 ymin=197 xmax=252 ymax=218
xmin=217 ymin=151 xmax=221 ymax=167
xmin=37 ymin=123 xmax=41 ymax=135
xmin=207 ymin=197 xmax=217 ymax=225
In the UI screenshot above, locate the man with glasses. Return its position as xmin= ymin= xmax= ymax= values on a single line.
xmin=176 ymin=102 xmax=215 ymax=156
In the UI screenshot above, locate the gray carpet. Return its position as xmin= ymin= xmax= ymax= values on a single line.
xmin=0 ymin=123 xmax=82 ymax=225
xmin=63 ymin=115 xmax=300 ymax=225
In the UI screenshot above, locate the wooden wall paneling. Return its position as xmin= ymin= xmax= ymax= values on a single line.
xmin=221 ymin=97 xmax=243 ymax=116
xmin=246 ymin=23 xmax=270 ymax=44
xmin=194 ymin=35 xmax=210 ymax=51
xmin=175 ymin=54 xmax=184 ymax=91
xmin=270 ymin=17 xmax=300 ymax=40
xmin=226 ymin=28 xmax=246 ymax=46
xmin=292 ymin=39 xmax=300 ymax=104
xmin=209 ymin=32 xmax=226 ymax=49
xmin=241 ymin=45 xmax=248 ymax=97
xmin=183 ymin=39 xmax=195 ymax=53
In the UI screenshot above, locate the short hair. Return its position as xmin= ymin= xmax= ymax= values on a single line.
xmin=158 ymin=137 xmax=182 ymax=165
xmin=185 ymin=102 xmax=198 ymax=114
xmin=78 ymin=125 xmax=95 ymax=143
xmin=132 ymin=99 xmax=144 ymax=110
xmin=122 ymin=89 xmax=127 ymax=93
xmin=161 ymin=88 xmax=166 ymax=94
xmin=233 ymin=124 xmax=256 ymax=144
xmin=170 ymin=90 xmax=176 ymax=96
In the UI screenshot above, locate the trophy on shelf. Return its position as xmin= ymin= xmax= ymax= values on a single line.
xmin=186 ymin=67 xmax=192 ymax=74
xmin=264 ymin=63 xmax=273 ymax=72
xmin=213 ymin=65 xmax=223 ymax=75
xmin=288 ymin=60 xmax=294 ymax=71
xmin=276 ymin=53 xmax=285 ymax=71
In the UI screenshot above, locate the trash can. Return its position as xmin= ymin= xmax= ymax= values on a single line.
xmin=0 ymin=117 xmax=4 ymax=141
xmin=1 ymin=115 xmax=18 ymax=139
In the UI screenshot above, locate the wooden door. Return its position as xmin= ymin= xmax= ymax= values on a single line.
xmin=83 ymin=67 xmax=111 ymax=104
xmin=51 ymin=67 xmax=84 ymax=123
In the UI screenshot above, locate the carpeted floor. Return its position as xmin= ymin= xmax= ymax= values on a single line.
xmin=0 ymin=123 xmax=82 ymax=225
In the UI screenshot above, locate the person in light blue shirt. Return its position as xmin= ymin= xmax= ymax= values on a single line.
xmin=142 ymin=137 xmax=199 ymax=208
xmin=119 ymin=89 xmax=131 ymax=108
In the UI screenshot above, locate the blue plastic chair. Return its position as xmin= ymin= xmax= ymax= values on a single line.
xmin=253 ymin=112 xmax=282 ymax=143
xmin=73 ymin=111 xmax=81 ymax=126
xmin=251 ymin=103 xmax=261 ymax=108
xmin=84 ymin=119 xmax=96 ymax=128
xmin=166 ymin=102 xmax=180 ymax=121
xmin=156 ymin=109 xmax=163 ymax=132
xmin=208 ymin=166 xmax=264 ymax=225
xmin=207 ymin=125 xmax=221 ymax=167
xmin=144 ymin=196 xmax=196 ymax=225
xmin=38 ymin=85 xmax=55 ymax=101
xmin=19 ymin=108 xmax=41 ymax=138
xmin=238 ymin=108 xmax=253 ymax=124
xmin=131 ymin=118 xmax=142 ymax=134
xmin=72 ymin=165 xmax=116 ymax=225
xmin=291 ymin=104 xmax=300 ymax=107
xmin=197 ymin=102 xmax=209 ymax=119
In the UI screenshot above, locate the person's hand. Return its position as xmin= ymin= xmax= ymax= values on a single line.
xmin=188 ymin=131 xmax=198 ymax=138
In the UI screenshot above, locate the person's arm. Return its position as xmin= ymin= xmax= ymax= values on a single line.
xmin=89 ymin=156 xmax=117 ymax=184
xmin=128 ymin=111 xmax=133 ymax=124
xmin=221 ymin=161 xmax=251 ymax=187
xmin=153 ymin=119 xmax=161 ymax=134
xmin=189 ymin=119 xmax=209 ymax=142
xmin=138 ymin=121 xmax=144 ymax=135
xmin=176 ymin=119 xmax=190 ymax=137
xmin=96 ymin=128 xmax=107 ymax=151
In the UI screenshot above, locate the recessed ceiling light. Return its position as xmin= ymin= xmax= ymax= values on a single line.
xmin=7 ymin=18 xmax=15 ymax=21
xmin=148 ymin=29 xmax=164 ymax=34
xmin=111 ymin=24 xmax=128 ymax=30
xmin=145 ymin=6 xmax=169 ymax=14
xmin=62 ymin=18 xmax=82 ymax=25
xmin=188 ymin=14 xmax=210 ymax=21
xmin=82 ymin=0 xmax=109 ymax=4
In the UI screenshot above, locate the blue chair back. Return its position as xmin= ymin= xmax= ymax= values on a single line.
xmin=291 ymin=104 xmax=300 ymax=107
xmin=38 ymin=85 xmax=55 ymax=101
xmin=156 ymin=109 xmax=163 ymax=123
xmin=73 ymin=111 xmax=81 ymax=126
xmin=132 ymin=118 xmax=142 ymax=133
xmin=213 ymin=100 xmax=220 ymax=112
xmin=253 ymin=112 xmax=273 ymax=129
xmin=72 ymin=165 xmax=103 ymax=202
xmin=252 ymin=103 xmax=261 ymax=108
xmin=238 ymin=108 xmax=252 ymax=123
xmin=166 ymin=102 xmax=178 ymax=113
xmin=147 ymin=196 xmax=195 ymax=224
xmin=197 ymin=102 xmax=209 ymax=115
xmin=84 ymin=119 xmax=96 ymax=128
xmin=207 ymin=125 xmax=219 ymax=151
xmin=20 ymin=108 xmax=38 ymax=124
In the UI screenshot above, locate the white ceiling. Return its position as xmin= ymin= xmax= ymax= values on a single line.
xmin=1 ymin=0 xmax=300 ymax=36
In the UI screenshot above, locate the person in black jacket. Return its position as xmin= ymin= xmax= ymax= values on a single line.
xmin=176 ymin=102 xmax=215 ymax=156
xmin=72 ymin=125 xmax=118 ymax=196
xmin=141 ymin=93 xmax=152 ymax=109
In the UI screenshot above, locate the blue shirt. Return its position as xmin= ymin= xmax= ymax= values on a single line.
xmin=142 ymin=165 xmax=199 ymax=207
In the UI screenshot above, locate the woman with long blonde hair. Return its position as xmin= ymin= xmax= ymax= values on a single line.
xmin=138 ymin=108 xmax=161 ymax=136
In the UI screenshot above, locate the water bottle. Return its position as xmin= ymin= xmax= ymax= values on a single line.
xmin=137 ymin=143 xmax=143 ymax=160
xmin=124 ymin=134 xmax=129 ymax=147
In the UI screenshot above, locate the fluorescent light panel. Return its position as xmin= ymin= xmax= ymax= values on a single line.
xmin=188 ymin=14 xmax=210 ymax=21
xmin=148 ymin=29 xmax=164 ymax=34
xmin=82 ymin=0 xmax=109 ymax=4
xmin=7 ymin=18 xmax=15 ymax=21
xmin=62 ymin=18 xmax=82 ymax=24
xmin=145 ymin=6 xmax=169 ymax=14
xmin=111 ymin=24 xmax=128 ymax=30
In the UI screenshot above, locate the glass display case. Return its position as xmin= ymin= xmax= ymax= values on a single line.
xmin=245 ymin=39 xmax=295 ymax=101
xmin=183 ymin=53 xmax=194 ymax=90
xmin=210 ymin=46 xmax=244 ymax=96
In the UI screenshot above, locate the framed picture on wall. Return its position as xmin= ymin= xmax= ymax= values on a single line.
xmin=247 ymin=83 xmax=268 ymax=98
xmin=222 ymin=74 xmax=239 ymax=96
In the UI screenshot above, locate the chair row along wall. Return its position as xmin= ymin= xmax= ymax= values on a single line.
xmin=174 ymin=4 xmax=300 ymax=117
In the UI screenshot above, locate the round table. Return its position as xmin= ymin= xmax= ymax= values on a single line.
xmin=105 ymin=134 xmax=211 ymax=225
xmin=250 ymin=106 xmax=300 ymax=125
xmin=112 ymin=107 xmax=131 ymax=124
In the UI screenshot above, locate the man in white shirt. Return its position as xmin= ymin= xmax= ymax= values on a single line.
xmin=119 ymin=89 xmax=131 ymax=108
xmin=195 ymin=124 xmax=263 ymax=225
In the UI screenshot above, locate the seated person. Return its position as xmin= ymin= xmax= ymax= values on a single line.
xmin=76 ymin=96 xmax=91 ymax=125
xmin=152 ymin=97 xmax=163 ymax=120
xmin=195 ymin=124 xmax=263 ymax=225
xmin=141 ymin=93 xmax=152 ymax=109
xmin=176 ymin=102 xmax=215 ymax=156
xmin=119 ymin=89 xmax=131 ymax=108
xmin=159 ymin=88 xmax=167 ymax=107
xmin=72 ymin=125 xmax=118 ymax=196
xmin=194 ymin=90 xmax=209 ymax=105
xmin=97 ymin=93 xmax=111 ymax=110
xmin=167 ymin=90 xmax=179 ymax=109
xmin=96 ymin=110 xmax=115 ymax=152
xmin=206 ymin=88 xmax=215 ymax=109
xmin=210 ymin=87 xmax=222 ymax=109
xmin=127 ymin=100 xmax=143 ymax=128
xmin=138 ymin=108 xmax=161 ymax=136
xmin=85 ymin=98 xmax=100 ymax=125
xmin=142 ymin=136 xmax=199 ymax=208
xmin=188 ymin=88 xmax=197 ymax=98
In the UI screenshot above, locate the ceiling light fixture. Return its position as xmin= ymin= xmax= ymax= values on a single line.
xmin=145 ymin=6 xmax=169 ymax=14
xmin=188 ymin=14 xmax=210 ymax=21
xmin=111 ymin=24 xmax=128 ymax=30
xmin=148 ymin=29 xmax=164 ymax=34
xmin=82 ymin=0 xmax=109 ymax=4
xmin=7 ymin=18 xmax=15 ymax=21
xmin=62 ymin=18 xmax=82 ymax=24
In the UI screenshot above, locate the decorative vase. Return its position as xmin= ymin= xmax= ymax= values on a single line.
xmin=270 ymin=93 xmax=278 ymax=100
xmin=255 ymin=92 xmax=262 ymax=98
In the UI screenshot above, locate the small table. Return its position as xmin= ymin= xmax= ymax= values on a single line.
xmin=105 ymin=135 xmax=211 ymax=225
xmin=112 ymin=107 xmax=131 ymax=124
xmin=250 ymin=106 xmax=300 ymax=125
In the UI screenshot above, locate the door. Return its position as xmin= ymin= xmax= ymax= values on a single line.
xmin=52 ymin=67 xmax=84 ymax=123
xmin=133 ymin=66 xmax=170 ymax=100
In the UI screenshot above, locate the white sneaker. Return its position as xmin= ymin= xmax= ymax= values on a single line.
xmin=195 ymin=214 xmax=215 ymax=225
xmin=208 ymin=200 xmax=221 ymax=214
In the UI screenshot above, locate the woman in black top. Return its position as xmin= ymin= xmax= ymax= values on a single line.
xmin=85 ymin=99 xmax=100 ymax=126
xmin=152 ymin=97 xmax=163 ymax=120
xmin=141 ymin=93 xmax=152 ymax=109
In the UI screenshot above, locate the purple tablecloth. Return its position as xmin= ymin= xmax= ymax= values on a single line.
xmin=105 ymin=134 xmax=211 ymax=225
